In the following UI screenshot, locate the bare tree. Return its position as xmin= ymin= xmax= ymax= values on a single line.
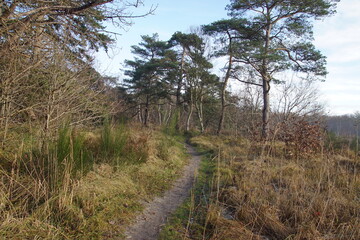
xmin=0 ymin=0 xmax=153 ymax=146
xmin=272 ymin=78 xmax=325 ymax=123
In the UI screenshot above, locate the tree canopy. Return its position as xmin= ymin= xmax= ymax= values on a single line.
xmin=0 ymin=0 xmax=155 ymax=59
xmin=226 ymin=0 xmax=339 ymax=138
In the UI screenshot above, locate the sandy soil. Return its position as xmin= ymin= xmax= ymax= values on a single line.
xmin=124 ymin=144 xmax=201 ymax=240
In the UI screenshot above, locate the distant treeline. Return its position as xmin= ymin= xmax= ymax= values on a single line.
xmin=326 ymin=114 xmax=360 ymax=137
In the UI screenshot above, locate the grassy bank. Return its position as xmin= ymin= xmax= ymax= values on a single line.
xmin=0 ymin=124 xmax=188 ymax=239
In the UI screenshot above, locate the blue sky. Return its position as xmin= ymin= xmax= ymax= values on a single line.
xmin=95 ymin=0 xmax=360 ymax=116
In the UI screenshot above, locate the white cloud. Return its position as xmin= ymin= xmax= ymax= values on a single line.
xmin=312 ymin=0 xmax=360 ymax=115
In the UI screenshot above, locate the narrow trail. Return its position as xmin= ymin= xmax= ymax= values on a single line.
xmin=124 ymin=144 xmax=202 ymax=240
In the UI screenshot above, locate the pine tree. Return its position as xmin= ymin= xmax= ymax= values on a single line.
xmin=203 ymin=19 xmax=250 ymax=135
xmin=124 ymin=34 xmax=174 ymax=126
xmin=227 ymin=0 xmax=339 ymax=139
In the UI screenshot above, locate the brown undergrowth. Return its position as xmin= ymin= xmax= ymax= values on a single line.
xmin=191 ymin=135 xmax=360 ymax=240
xmin=0 ymin=124 xmax=187 ymax=239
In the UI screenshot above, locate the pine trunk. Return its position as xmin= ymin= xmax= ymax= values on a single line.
xmin=261 ymin=21 xmax=272 ymax=140
xmin=217 ymin=41 xmax=233 ymax=135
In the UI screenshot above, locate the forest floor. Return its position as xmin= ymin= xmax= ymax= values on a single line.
xmin=124 ymin=144 xmax=202 ymax=240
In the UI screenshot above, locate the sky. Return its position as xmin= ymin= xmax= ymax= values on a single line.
xmin=95 ymin=0 xmax=360 ymax=116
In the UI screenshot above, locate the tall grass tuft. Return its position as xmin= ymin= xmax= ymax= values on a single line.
xmin=56 ymin=125 xmax=71 ymax=166
xmin=100 ymin=118 xmax=112 ymax=158
xmin=113 ymin=123 xmax=128 ymax=165
xmin=56 ymin=125 xmax=93 ymax=179
xmin=162 ymin=110 xmax=179 ymax=136
xmin=100 ymin=119 xmax=128 ymax=165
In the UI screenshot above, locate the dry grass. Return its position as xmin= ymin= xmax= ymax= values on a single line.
xmin=193 ymin=136 xmax=360 ymax=240
xmin=0 ymin=126 xmax=187 ymax=239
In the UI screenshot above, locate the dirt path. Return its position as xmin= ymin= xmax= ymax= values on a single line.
xmin=124 ymin=144 xmax=201 ymax=240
